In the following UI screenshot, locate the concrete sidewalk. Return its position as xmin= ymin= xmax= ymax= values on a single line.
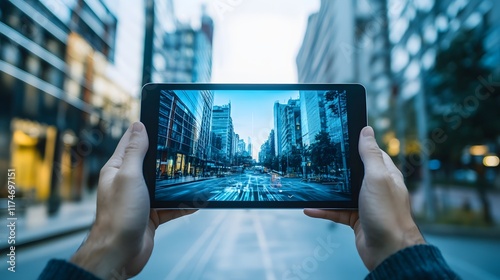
xmin=0 ymin=176 xmax=215 ymax=250
xmin=1 ymin=192 xmax=96 ymax=251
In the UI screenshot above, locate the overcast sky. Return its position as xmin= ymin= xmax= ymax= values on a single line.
xmin=174 ymin=0 xmax=319 ymax=159
xmin=174 ymin=0 xmax=320 ymax=83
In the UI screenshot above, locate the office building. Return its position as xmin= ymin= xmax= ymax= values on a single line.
xmin=296 ymin=0 xmax=392 ymax=135
xmin=299 ymin=91 xmax=327 ymax=146
xmin=388 ymin=0 xmax=500 ymax=148
xmin=237 ymin=139 xmax=247 ymax=155
xmin=211 ymin=103 xmax=234 ymax=164
xmin=296 ymin=0 xmax=356 ymax=84
xmin=148 ymin=3 xmax=214 ymax=84
xmin=274 ymin=99 xmax=302 ymax=155
xmin=0 ymin=0 xmax=139 ymax=206
xmin=157 ymin=89 xmax=213 ymax=177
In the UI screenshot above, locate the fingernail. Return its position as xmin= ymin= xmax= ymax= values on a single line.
xmin=362 ymin=126 xmax=374 ymax=137
xmin=132 ymin=122 xmax=143 ymax=132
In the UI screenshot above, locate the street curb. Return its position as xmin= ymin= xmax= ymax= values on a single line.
xmin=0 ymin=223 xmax=92 ymax=252
xmin=420 ymin=224 xmax=500 ymax=240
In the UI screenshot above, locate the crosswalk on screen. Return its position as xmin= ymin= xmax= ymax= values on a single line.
xmin=154 ymin=89 xmax=351 ymax=202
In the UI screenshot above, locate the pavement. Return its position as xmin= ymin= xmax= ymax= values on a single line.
xmin=0 ymin=175 xmax=208 ymax=251
xmin=2 ymin=180 xmax=500 ymax=253
xmin=5 ymin=210 xmax=500 ymax=280
xmin=0 ymin=192 xmax=97 ymax=251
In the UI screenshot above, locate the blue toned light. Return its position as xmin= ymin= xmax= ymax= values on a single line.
xmin=429 ymin=159 xmax=441 ymax=170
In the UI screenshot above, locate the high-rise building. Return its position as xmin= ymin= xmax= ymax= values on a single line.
xmin=273 ymin=102 xmax=286 ymax=156
xmin=211 ymin=103 xmax=234 ymax=163
xmin=157 ymin=89 xmax=213 ymax=178
xmin=389 ymin=0 xmax=499 ymax=103
xmin=274 ymin=99 xmax=302 ymax=155
xmin=142 ymin=1 xmax=213 ymax=83
xmin=0 ymin=0 xmax=139 ymax=206
xmin=296 ymin=0 xmax=356 ymax=84
xmin=387 ymin=0 xmax=500 ymax=156
xmin=259 ymin=130 xmax=275 ymax=165
xmin=237 ymin=139 xmax=247 ymax=155
xmin=296 ymin=0 xmax=392 ymax=135
xmin=247 ymin=137 xmax=253 ymax=158
xmin=142 ymin=0 xmax=176 ymax=85
xmin=300 ymin=91 xmax=327 ymax=146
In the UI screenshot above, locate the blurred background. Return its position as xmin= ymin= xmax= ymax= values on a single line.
xmin=0 ymin=0 xmax=500 ymax=279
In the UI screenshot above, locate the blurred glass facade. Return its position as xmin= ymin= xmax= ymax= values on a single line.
xmin=0 ymin=0 xmax=138 ymax=208
xmin=298 ymin=0 xmax=500 ymax=223
xmin=144 ymin=0 xmax=213 ymax=84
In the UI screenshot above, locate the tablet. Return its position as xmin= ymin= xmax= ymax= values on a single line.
xmin=141 ymin=84 xmax=366 ymax=208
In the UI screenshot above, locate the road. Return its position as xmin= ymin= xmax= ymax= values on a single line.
xmin=156 ymin=172 xmax=351 ymax=202
xmin=2 ymin=210 xmax=500 ymax=280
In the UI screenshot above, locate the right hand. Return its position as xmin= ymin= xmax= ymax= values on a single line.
xmin=304 ymin=126 xmax=426 ymax=270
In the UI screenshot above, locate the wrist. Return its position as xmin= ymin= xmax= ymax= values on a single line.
xmin=70 ymin=225 xmax=129 ymax=279
xmin=373 ymin=223 xmax=426 ymax=270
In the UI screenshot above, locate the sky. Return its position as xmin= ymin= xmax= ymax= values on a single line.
xmin=174 ymin=0 xmax=320 ymax=159
xmin=213 ymin=90 xmax=300 ymax=159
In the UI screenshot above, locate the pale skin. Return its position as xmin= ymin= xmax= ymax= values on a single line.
xmin=304 ymin=126 xmax=426 ymax=270
xmin=70 ymin=122 xmax=196 ymax=279
xmin=70 ymin=123 xmax=424 ymax=279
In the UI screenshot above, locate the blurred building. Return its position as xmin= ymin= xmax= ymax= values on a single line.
xmin=142 ymin=0 xmax=215 ymax=174
xmin=258 ymin=130 xmax=275 ymax=165
xmin=211 ymin=103 xmax=234 ymax=164
xmin=247 ymin=137 xmax=253 ymax=158
xmin=296 ymin=0 xmax=393 ymax=143
xmin=273 ymin=99 xmax=302 ymax=156
xmin=296 ymin=0 xmax=356 ymax=84
xmin=143 ymin=0 xmax=214 ymax=84
xmin=0 ymin=0 xmax=139 ymax=207
xmin=237 ymin=138 xmax=245 ymax=154
xmin=232 ymin=133 xmax=239 ymax=160
xmin=156 ymin=89 xmax=213 ymax=178
xmin=141 ymin=0 xmax=176 ymax=84
xmin=388 ymin=0 xmax=500 ymax=154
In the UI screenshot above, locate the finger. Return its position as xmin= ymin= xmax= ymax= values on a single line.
xmin=156 ymin=209 xmax=198 ymax=225
xmin=304 ymin=209 xmax=358 ymax=228
xmin=380 ymin=151 xmax=406 ymax=189
xmin=121 ymin=122 xmax=149 ymax=174
xmin=358 ymin=127 xmax=386 ymax=173
xmin=102 ymin=123 xmax=135 ymax=170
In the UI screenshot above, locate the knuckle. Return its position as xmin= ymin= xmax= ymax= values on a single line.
xmin=125 ymin=140 xmax=141 ymax=153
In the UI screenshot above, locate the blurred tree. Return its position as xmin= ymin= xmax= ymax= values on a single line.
xmin=428 ymin=28 xmax=500 ymax=225
xmin=309 ymin=131 xmax=336 ymax=176
xmin=288 ymin=146 xmax=303 ymax=172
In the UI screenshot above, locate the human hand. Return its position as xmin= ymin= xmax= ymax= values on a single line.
xmin=70 ymin=122 xmax=196 ymax=279
xmin=304 ymin=126 xmax=425 ymax=270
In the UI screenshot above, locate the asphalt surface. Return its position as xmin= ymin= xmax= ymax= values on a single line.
xmin=2 ymin=210 xmax=500 ymax=280
xmin=155 ymin=172 xmax=351 ymax=202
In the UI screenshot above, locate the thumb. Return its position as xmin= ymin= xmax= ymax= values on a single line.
xmin=358 ymin=126 xmax=385 ymax=176
xmin=121 ymin=122 xmax=149 ymax=173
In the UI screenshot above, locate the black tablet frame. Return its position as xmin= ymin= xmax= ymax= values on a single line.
xmin=141 ymin=83 xmax=366 ymax=209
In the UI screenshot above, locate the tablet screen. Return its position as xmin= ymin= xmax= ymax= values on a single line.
xmin=141 ymin=84 xmax=365 ymax=208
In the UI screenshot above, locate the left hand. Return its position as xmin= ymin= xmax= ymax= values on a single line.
xmin=70 ymin=122 xmax=196 ymax=279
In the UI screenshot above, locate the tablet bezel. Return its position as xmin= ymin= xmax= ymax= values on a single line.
xmin=141 ymin=83 xmax=366 ymax=209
